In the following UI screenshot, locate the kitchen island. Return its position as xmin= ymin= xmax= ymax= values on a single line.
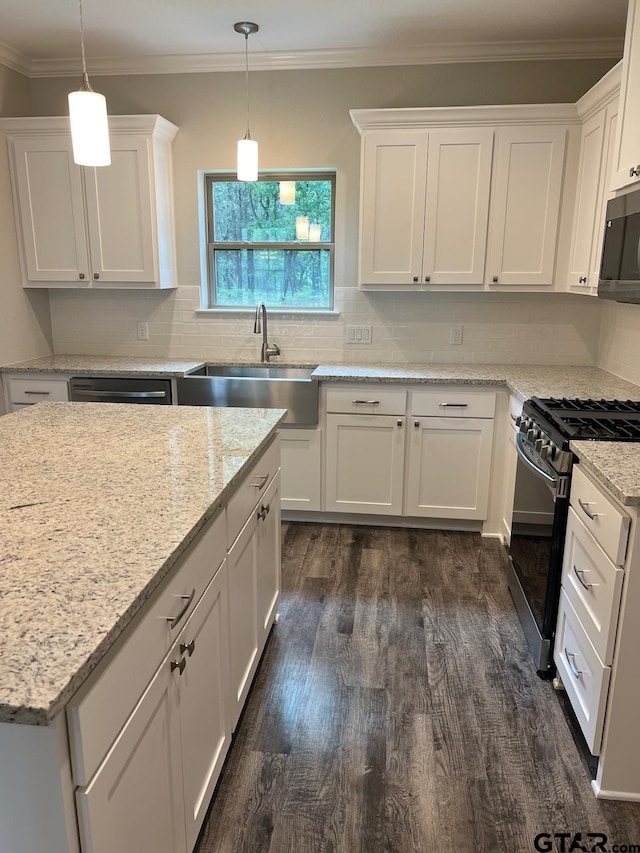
xmin=0 ymin=402 xmax=285 ymax=853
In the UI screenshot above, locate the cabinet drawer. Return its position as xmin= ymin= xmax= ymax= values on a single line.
xmin=570 ymin=465 xmax=630 ymax=566
xmin=325 ymin=387 xmax=407 ymax=416
xmin=67 ymin=509 xmax=226 ymax=786
xmin=8 ymin=377 xmax=69 ymax=404
xmin=227 ymin=436 xmax=280 ymax=547
xmin=554 ymin=589 xmax=611 ymax=755
xmin=562 ymin=508 xmax=624 ymax=665
xmin=410 ymin=388 xmax=495 ymax=418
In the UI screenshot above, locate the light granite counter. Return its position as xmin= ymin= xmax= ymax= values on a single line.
xmin=0 ymin=402 xmax=285 ymax=725
xmin=0 ymin=355 xmax=206 ymax=378
xmin=310 ymin=364 xmax=640 ymax=403
xmin=570 ymin=440 xmax=640 ymax=506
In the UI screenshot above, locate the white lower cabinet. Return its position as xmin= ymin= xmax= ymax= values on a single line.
xmin=279 ymin=427 xmax=321 ymax=511
xmin=325 ymin=413 xmax=406 ymax=515
xmin=405 ymin=416 xmax=493 ymax=520
xmin=77 ymin=563 xmax=231 ymax=853
xmin=228 ymin=473 xmax=281 ymax=730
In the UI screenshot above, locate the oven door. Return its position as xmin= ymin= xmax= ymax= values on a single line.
xmin=507 ymin=431 xmax=569 ymax=673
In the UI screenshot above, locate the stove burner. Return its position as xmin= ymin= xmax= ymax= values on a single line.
xmin=526 ymin=396 xmax=640 ymax=443
xmin=541 ymin=397 xmax=640 ymax=414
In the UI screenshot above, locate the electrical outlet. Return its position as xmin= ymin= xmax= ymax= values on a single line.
xmin=449 ymin=324 xmax=463 ymax=345
xmin=345 ymin=324 xmax=373 ymax=344
xmin=136 ymin=321 xmax=149 ymax=341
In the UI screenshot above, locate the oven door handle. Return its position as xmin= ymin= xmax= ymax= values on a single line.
xmin=515 ymin=431 xmax=558 ymax=486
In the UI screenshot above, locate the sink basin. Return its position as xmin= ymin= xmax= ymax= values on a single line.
xmin=177 ymin=364 xmax=319 ymax=425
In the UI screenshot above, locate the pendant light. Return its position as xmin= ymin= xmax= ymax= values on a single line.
xmin=235 ymin=22 xmax=259 ymax=182
xmin=279 ymin=181 xmax=296 ymax=205
xmin=68 ymin=0 xmax=110 ymax=167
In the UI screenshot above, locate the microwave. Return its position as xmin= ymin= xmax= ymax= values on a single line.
xmin=599 ymin=188 xmax=640 ymax=303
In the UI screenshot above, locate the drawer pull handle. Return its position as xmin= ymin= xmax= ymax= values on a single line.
xmin=352 ymin=400 xmax=380 ymax=405
xmin=564 ymin=648 xmax=582 ymax=679
xmin=251 ymin=474 xmax=269 ymax=490
xmin=180 ymin=639 xmax=196 ymax=657
xmin=170 ymin=657 xmax=186 ymax=675
xmin=23 ymin=390 xmax=51 ymax=396
xmin=439 ymin=402 xmax=468 ymax=408
xmin=578 ymin=498 xmax=598 ymax=521
xmin=166 ymin=588 xmax=195 ymax=629
xmin=573 ymin=565 xmax=593 ymax=591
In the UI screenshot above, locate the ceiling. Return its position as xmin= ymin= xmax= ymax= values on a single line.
xmin=0 ymin=0 xmax=629 ymax=77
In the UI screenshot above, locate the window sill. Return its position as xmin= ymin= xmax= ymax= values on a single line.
xmin=195 ymin=308 xmax=341 ymax=318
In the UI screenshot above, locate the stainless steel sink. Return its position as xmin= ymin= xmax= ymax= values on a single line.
xmin=176 ymin=364 xmax=319 ymax=425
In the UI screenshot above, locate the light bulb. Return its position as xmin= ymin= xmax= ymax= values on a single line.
xmin=68 ymin=89 xmax=111 ymax=167
xmin=237 ymin=138 xmax=258 ymax=182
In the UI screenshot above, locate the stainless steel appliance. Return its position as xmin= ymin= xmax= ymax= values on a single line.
xmin=599 ymin=186 xmax=640 ymax=303
xmin=69 ymin=376 xmax=172 ymax=404
xmin=508 ymin=397 xmax=640 ymax=675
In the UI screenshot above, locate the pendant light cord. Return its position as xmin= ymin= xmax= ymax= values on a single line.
xmin=244 ymin=33 xmax=251 ymax=140
xmin=77 ymin=0 xmax=94 ymax=92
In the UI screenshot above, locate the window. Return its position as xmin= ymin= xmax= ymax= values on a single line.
xmin=204 ymin=172 xmax=335 ymax=310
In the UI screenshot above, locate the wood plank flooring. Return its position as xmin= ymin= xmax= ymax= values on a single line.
xmin=196 ymin=524 xmax=640 ymax=852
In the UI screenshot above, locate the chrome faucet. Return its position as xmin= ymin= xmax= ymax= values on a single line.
xmin=253 ymin=302 xmax=280 ymax=363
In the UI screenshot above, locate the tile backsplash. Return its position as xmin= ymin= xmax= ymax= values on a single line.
xmin=49 ymin=286 xmax=602 ymax=367
xmin=598 ymin=300 xmax=640 ymax=385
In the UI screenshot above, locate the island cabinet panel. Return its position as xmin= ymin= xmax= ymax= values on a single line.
xmin=279 ymin=426 xmax=321 ymax=511
xmin=257 ymin=474 xmax=282 ymax=646
xmin=67 ymin=509 xmax=226 ymax=787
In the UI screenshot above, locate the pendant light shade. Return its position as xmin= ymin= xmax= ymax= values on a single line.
xmin=235 ymin=22 xmax=259 ymax=182
xmin=68 ymin=0 xmax=110 ymax=167
xmin=68 ymin=90 xmax=110 ymax=167
xmin=279 ymin=181 xmax=296 ymax=205
xmin=237 ymin=138 xmax=259 ymax=182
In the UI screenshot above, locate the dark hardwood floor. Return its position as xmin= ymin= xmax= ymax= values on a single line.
xmin=196 ymin=524 xmax=640 ymax=852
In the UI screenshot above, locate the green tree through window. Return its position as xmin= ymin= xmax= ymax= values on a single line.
xmin=205 ymin=173 xmax=335 ymax=309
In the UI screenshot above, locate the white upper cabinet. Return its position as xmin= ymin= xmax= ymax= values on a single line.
xmin=0 ymin=115 xmax=178 ymax=289
xmin=422 ymin=128 xmax=494 ymax=286
xmin=352 ymin=106 xmax=573 ymax=292
xmin=611 ymin=0 xmax=640 ymax=191
xmin=359 ymin=131 xmax=428 ymax=286
xmin=486 ymin=125 xmax=566 ymax=288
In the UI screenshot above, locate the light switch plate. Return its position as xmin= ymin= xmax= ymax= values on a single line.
xmin=345 ymin=324 xmax=373 ymax=344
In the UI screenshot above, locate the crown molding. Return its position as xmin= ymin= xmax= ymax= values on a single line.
xmin=575 ymin=59 xmax=623 ymax=119
xmin=19 ymin=37 xmax=624 ymax=78
xmin=0 ymin=40 xmax=31 ymax=77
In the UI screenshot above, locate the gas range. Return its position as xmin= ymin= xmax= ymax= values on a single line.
xmin=518 ymin=397 xmax=640 ymax=474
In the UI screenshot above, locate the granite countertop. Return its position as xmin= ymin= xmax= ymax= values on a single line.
xmin=0 ymin=402 xmax=285 ymax=725
xmin=0 ymin=355 xmax=206 ymax=378
xmin=311 ymin=364 xmax=640 ymax=403
xmin=570 ymin=441 xmax=640 ymax=506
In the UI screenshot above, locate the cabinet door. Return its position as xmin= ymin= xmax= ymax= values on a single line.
xmin=227 ymin=511 xmax=260 ymax=730
xmin=589 ymin=106 xmax=619 ymax=289
xmin=76 ymin=655 xmax=186 ymax=853
xmin=422 ymin=128 xmax=494 ymax=286
xmin=256 ymin=473 xmax=281 ymax=647
xmin=405 ymin=417 xmax=494 ymax=520
xmin=280 ymin=427 xmax=321 ymax=511
xmin=83 ymin=136 xmax=157 ymax=283
xmin=567 ymin=111 xmax=606 ymax=290
xmin=10 ymin=136 xmax=90 ymax=284
xmin=325 ymin=414 xmax=405 ymax=515
xmin=502 ymin=422 xmax=519 ymax=545
xmin=359 ymin=131 xmax=428 ymax=286
xmin=177 ymin=562 xmax=231 ymax=852
xmin=487 ymin=125 xmax=566 ymax=287
xmin=611 ymin=0 xmax=640 ymax=191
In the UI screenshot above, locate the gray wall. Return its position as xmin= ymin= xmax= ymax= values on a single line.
xmin=30 ymin=59 xmax=614 ymax=365
xmin=0 ymin=65 xmax=52 ymax=413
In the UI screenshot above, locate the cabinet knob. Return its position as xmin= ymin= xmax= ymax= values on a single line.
xmin=578 ymin=276 xmax=587 ymax=284
xmin=492 ymin=276 xmax=499 ymax=283
xmin=79 ymin=273 xmax=85 ymax=280
xmin=630 ymin=165 xmax=640 ymax=178
xmin=424 ymin=275 xmax=430 ymax=282
xmin=412 ymin=276 xmax=419 ymax=282
xmin=397 ymin=419 xmax=403 ymax=427
xmin=414 ymin=420 xmax=420 ymax=428
xmin=93 ymin=273 xmax=100 ymax=280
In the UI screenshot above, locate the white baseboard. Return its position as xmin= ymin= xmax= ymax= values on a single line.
xmin=591 ymin=779 xmax=640 ymax=801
